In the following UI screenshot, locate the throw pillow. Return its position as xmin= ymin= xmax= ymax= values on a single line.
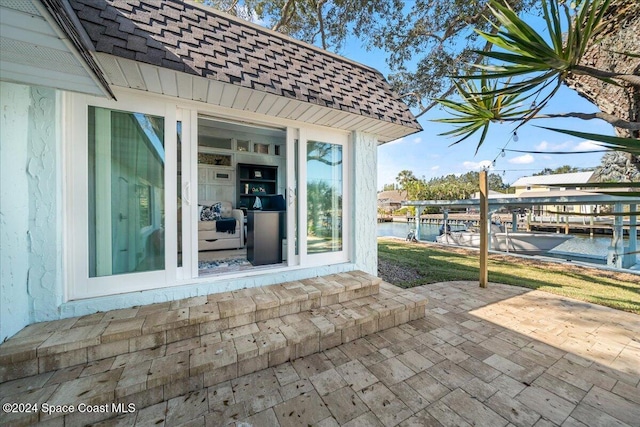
xmin=200 ymin=203 xmax=222 ymax=221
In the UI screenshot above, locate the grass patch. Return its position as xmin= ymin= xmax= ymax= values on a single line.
xmin=378 ymin=238 xmax=640 ymax=314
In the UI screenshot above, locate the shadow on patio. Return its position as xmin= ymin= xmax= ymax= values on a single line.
xmin=1 ymin=275 xmax=639 ymax=426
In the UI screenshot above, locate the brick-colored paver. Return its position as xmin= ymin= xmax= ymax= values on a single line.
xmin=1 ymin=280 xmax=639 ymax=426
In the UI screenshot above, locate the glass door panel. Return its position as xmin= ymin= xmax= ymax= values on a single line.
xmin=88 ymin=107 xmax=165 ymax=277
xmin=306 ymin=141 xmax=343 ymax=254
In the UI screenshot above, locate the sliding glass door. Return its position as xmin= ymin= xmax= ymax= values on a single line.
xmin=300 ymin=129 xmax=349 ymax=265
xmin=88 ymin=107 xmax=165 ymax=277
xmin=306 ymin=141 xmax=343 ymax=254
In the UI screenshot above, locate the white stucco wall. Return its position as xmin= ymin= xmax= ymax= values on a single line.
xmin=1 ymin=82 xmax=31 ymax=341
xmin=352 ymin=131 xmax=378 ymax=275
xmin=0 ymin=82 xmax=62 ymax=340
xmin=27 ymin=87 xmax=63 ymax=323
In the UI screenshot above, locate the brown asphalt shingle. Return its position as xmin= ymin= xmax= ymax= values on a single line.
xmin=67 ymin=0 xmax=420 ymax=130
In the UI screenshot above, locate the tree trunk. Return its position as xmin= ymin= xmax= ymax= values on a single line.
xmin=564 ymin=0 xmax=639 ymax=139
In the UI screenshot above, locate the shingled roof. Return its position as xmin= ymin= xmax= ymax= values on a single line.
xmin=65 ymin=0 xmax=421 ymax=136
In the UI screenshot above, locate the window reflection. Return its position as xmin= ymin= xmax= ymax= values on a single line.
xmin=88 ymin=107 xmax=165 ymax=277
xmin=307 ymin=141 xmax=342 ymax=254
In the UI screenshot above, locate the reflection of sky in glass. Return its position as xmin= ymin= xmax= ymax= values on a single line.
xmin=307 ymin=141 xmax=342 ymax=194
xmin=134 ymin=113 xmax=165 ymax=161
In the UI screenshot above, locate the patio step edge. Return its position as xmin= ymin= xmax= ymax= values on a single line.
xmin=0 ymin=271 xmax=382 ymax=379
xmin=0 ymin=285 xmax=427 ymax=426
xmin=0 ymin=271 xmax=382 ymax=381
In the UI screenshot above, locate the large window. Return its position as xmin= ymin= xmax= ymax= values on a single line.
xmin=88 ymin=107 xmax=165 ymax=277
xmin=306 ymin=141 xmax=342 ymax=254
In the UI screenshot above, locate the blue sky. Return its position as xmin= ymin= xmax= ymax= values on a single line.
xmin=335 ymin=23 xmax=612 ymax=190
xmin=244 ymin=5 xmax=613 ymax=190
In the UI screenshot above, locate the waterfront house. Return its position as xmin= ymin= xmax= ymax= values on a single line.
xmin=0 ymin=0 xmax=421 ymax=340
xmin=511 ymin=171 xmax=597 ymax=217
xmin=377 ymin=189 xmax=408 ymax=214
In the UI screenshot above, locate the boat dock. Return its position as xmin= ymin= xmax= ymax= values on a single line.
xmin=403 ymin=213 xmax=640 ymax=237
xmin=403 ymin=192 xmax=640 ymax=270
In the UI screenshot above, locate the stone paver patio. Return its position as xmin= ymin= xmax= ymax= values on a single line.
xmin=1 ymin=279 xmax=639 ymax=426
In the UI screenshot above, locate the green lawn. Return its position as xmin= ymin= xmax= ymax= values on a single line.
xmin=378 ymin=238 xmax=640 ymax=314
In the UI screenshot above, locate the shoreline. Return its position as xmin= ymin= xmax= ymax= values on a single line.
xmin=377 ymin=235 xmax=640 ymax=276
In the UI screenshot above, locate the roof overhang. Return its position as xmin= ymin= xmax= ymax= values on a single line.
xmin=0 ymin=0 xmax=111 ymax=97
xmin=94 ymin=53 xmax=418 ymax=142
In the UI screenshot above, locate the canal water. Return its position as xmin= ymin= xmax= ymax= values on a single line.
xmin=377 ymin=221 xmax=640 ymax=265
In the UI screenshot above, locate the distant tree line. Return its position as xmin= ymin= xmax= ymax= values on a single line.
xmin=391 ymin=169 xmax=510 ymax=202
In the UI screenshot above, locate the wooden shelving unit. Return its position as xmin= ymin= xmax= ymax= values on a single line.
xmin=237 ymin=163 xmax=278 ymax=211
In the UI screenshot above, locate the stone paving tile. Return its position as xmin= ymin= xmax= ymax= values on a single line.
xmin=322 ymin=385 xmax=369 ymax=424
xmin=532 ymin=372 xmax=587 ymax=405
xmin=404 ymin=370 xmax=451 ymax=404
xmin=439 ymin=388 xmax=509 ymax=427
xmin=457 ymin=356 xmax=501 ymax=383
xmin=396 ymin=349 xmax=434 ymax=373
xmin=336 ymin=359 xmax=378 ymax=392
xmin=292 ymin=352 xmax=334 ymax=379
xmin=131 ymin=401 xmax=168 ymax=425
xmin=426 ymin=359 xmax=475 ymax=390
xmin=368 ymin=357 xmax=415 ymax=386
xmin=486 ymin=390 xmax=542 ymax=426
xmin=274 ymin=362 xmax=300 ymax=386
xmin=310 ymin=368 xmax=348 ymax=396
xmin=611 ymin=379 xmax=640 ymax=405
xmin=273 ymin=390 xmax=331 ymax=427
xmin=357 ymin=382 xmax=413 ymax=426
xmin=580 ymin=385 xmax=640 ymax=426
xmin=516 ymin=385 xmax=576 ymax=425
xmin=398 ymin=408 xmax=444 ymax=427
xmin=388 ymin=381 xmax=429 ymax=413
xmin=324 ymin=346 xmax=352 ymax=367
xmin=489 ymin=373 xmax=528 ymax=398
xmin=47 ymin=368 xmax=123 ymax=407
xmin=231 ymin=368 xmax=280 ymax=402
xmin=3 ymin=280 xmax=640 ymax=427
xmin=239 ymin=407 xmax=280 ymax=427
xmin=343 ymin=411 xmax=385 ymax=427
xmin=459 ymin=377 xmax=499 ymax=401
xmin=426 ymin=400 xmax=474 ymax=427
xmin=279 ymin=378 xmax=314 ymax=401
xmin=568 ymin=402 xmax=631 ymax=427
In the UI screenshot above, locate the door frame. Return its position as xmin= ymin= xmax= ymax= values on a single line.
xmin=298 ymin=127 xmax=350 ymax=267
xmin=65 ymin=92 xmax=178 ymax=300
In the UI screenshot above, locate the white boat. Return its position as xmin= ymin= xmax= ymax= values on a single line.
xmin=436 ymin=230 xmax=573 ymax=255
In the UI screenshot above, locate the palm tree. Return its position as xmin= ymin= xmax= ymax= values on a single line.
xmin=596 ymin=152 xmax=640 ymax=182
xmin=434 ymin=0 xmax=639 ymax=158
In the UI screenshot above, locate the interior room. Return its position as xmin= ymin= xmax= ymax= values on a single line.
xmin=195 ymin=117 xmax=287 ymax=275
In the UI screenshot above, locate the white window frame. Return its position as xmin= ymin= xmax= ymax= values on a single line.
xmin=65 ymin=92 xmax=178 ymax=300
xmin=299 ymin=127 xmax=351 ymax=266
xmin=64 ymin=88 xmax=354 ymax=300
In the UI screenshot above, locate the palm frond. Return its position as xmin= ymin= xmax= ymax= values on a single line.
xmin=537 ymin=127 xmax=640 ymax=156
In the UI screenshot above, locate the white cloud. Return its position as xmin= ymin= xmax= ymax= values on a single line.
xmin=573 ymin=140 xmax=603 ymax=152
xmin=463 ymin=160 xmax=493 ymax=170
xmin=509 ymin=154 xmax=535 ymax=164
xmin=412 ymin=136 xmax=422 ymax=144
xmin=431 ymin=165 xmax=440 ymax=171
xmin=535 ymin=139 xmax=603 ymax=153
xmin=535 ymin=141 xmax=550 ymax=151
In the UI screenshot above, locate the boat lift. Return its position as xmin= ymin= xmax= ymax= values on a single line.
xmin=404 ymin=189 xmax=640 ymax=270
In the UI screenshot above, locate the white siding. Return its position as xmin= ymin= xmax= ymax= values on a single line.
xmin=352 ymin=131 xmax=378 ymax=275
xmin=0 ymin=82 xmax=31 ymax=340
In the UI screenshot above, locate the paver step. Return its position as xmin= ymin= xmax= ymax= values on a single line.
xmin=0 ymin=271 xmax=381 ymax=383
xmin=0 ymin=281 xmax=427 ymax=426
